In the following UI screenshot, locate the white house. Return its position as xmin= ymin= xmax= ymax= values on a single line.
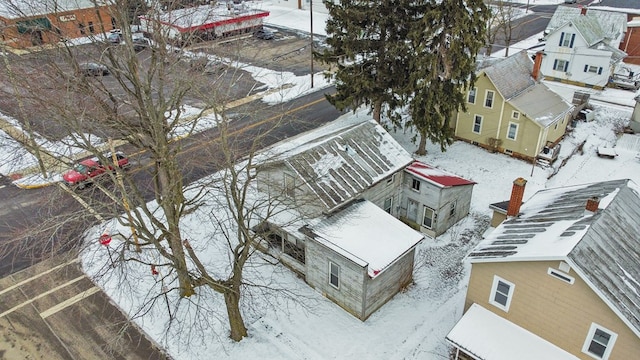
xmin=541 ymin=6 xmax=628 ymax=89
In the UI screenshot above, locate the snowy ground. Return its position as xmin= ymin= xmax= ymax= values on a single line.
xmin=1 ymin=2 xmax=639 ymax=359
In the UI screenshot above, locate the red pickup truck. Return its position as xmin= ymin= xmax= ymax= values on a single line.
xmin=62 ymin=152 xmax=129 ymax=189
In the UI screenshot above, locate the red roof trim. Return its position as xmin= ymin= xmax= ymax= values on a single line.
xmin=140 ymin=11 xmax=269 ymax=33
xmin=405 ymin=161 xmax=476 ymax=187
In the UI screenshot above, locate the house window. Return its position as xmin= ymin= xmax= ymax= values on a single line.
xmin=284 ymin=173 xmax=295 ymax=198
xmin=386 ymin=174 xmax=395 ymax=185
xmin=78 ymin=23 xmax=86 ymax=35
xmin=467 ymin=87 xmax=477 ymax=104
xmin=507 ymin=122 xmax=518 ymax=140
xmin=473 ymin=115 xmax=482 ymax=134
xmin=559 ymin=32 xmax=575 ymax=48
xmin=88 ymin=21 xmax=95 ymax=33
xmin=489 ymin=275 xmax=515 ymax=312
xmin=449 ymin=201 xmax=456 ymax=218
xmin=584 ymin=65 xmax=603 ymax=75
xmin=329 ymin=261 xmax=340 ymax=289
xmin=582 ymin=323 xmax=617 ymax=360
xmin=484 ymin=90 xmax=495 ymax=108
xmin=411 ymin=178 xmax=420 ymax=192
xmin=512 ymin=111 xmax=519 ymax=119
xmin=383 ymin=197 xmax=393 ymax=214
xmin=407 ymin=199 xmax=418 ymax=223
xmin=422 ymin=206 xmax=435 ymax=229
xmin=553 ymin=59 xmax=569 ymax=72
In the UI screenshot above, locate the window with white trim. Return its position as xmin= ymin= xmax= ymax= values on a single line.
xmin=329 ymin=261 xmax=340 ymax=289
xmin=582 ymin=323 xmax=617 ymax=360
xmin=383 ymin=197 xmax=393 ymax=214
xmin=507 ymin=122 xmax=518 ymax=140
xmin=512 ymin=111 xmax=520 ymax=119
xmin=473 ymin=115 xmax=482 ymax=134
xmin=489 ymin=275 xmax=515 ymax=312
xmin=386 ymin=173 xmax=395 ymax=185
xmin=559 ymin=32 xmax=575 ymax=48
xmin=412 ymin=178 xmax=421 ymax=192
xmin=553 ymin=59 xmax=569 ymax=72
xmin=467 ymin=87 xmax=477 ymax=104
xmin=422 ymin=206 xmax=435 ymax=229
xmin=584 ymin=65 xmax=603 ymax=75
xmin=484 ymin=90 xmax=495 ymax=108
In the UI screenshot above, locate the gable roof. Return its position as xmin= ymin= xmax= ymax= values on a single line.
xmin=269 ymin=120 xmax=413 ymax=211
xmin=480 ymin=51 xmax=573 ymax=127
xmin=483 ymin=51 xmax=535 ymax=100
xmin=509 ymin=83 xmax=573 ymax=127
xmin=405 ymin=161 xmax=475 ymax=188
xmin=545 ymin=6 xmax=628 ymax=41
xmin=468 ymin=179 xmax=640 ymax=336
xmin=305 ymin=199 xmax=424 ymax=278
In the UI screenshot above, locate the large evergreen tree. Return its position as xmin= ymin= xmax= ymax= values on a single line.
xmin=407 ymin=0 xmax=489 ymax=155
xmin=319 ymin=0 xmax=488 ymax=153
xmin=316 ymin=0 xmax=411 ymax=122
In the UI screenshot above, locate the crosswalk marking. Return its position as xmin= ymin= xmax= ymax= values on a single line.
xmin=0 ymin=257 xmax=80 ymax=297
xmin=40 ymin=286 xmax=101 ymax=319
xmin=0 ymin=275 xmax=85 ymax=318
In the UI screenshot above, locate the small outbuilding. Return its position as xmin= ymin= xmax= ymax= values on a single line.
xmin=400 ymin=161 xmax=476 ymax=237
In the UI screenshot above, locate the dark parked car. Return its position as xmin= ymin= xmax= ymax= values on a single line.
xmin=78 ymin=62 xmax=109 ymax=76
xmin=254 ymin=29 xmax=274 ymax=40
xmin=132 ymin=37 xmax=151 ymax=51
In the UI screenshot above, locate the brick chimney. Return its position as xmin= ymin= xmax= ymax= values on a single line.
xmin=580 ymin=6 xmax=587 ymax=16
xmin=506 ymin=178 xmax=527 ymax=217
xmin=585 ymin=197 xmax=600 ymax=213
xmin=532 ymin=51 xmax=544 ymax=81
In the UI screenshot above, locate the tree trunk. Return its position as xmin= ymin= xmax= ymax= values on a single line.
xmin=416 ymin=131 xmax=427 ymax=156
xmin=224 ymin=289 xmax=247 ymax=341
xmin=373 ymin=99 xmax=382 ymax=123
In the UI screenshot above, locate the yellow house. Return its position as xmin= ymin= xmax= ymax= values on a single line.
xmin=447 ymin=178 xmax=640 ymax=360
xmin=455 ymin=51 xmax=574 ymax=163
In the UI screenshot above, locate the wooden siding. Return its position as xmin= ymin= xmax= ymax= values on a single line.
xmin=361 ymin=173 xmax=403 ymax=217
xmin=363 ymin=248 xmax=415 ymax=319
xmin=305 ymin=238 xmax=367 ymax=319
xmin=400 ymin=175 xmax=473 ymax=236
xmin=465 ymin=261 xmax=640 ymax=359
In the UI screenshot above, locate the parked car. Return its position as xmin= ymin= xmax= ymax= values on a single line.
xmin=62 ymin=152 xmax=129 ymax=189
xmin=132 ymin=36 xmax=151 ymax=52
xmin=254 ymin=29 xmax=275 ymax=40
xmin=564 ymin=0 xmax=577 ymax=3
xmin=78 ymin=62 xmax=109 ymax=76
xmin=107 ymin=30 xmax=123 ymax=44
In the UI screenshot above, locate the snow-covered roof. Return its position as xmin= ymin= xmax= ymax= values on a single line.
xmin=268 ymin=120 xmax=414 ymax=211
xmin=482 ymin=51 xmax=573 ymax=127
xmin=483 ymin=51 xmax=535 ymax=100
xmin=545 ymin=6 xmax=627 ymax=41
xmin=306 ymin=200 xmax=424 ymax=278
xmin=446 ymin=304 xmax=580 ymax=360
xmin=468 ymin=179 xmax=640 ymax=335
xmin=405 ymin=161 xmax=475 ymax=188
xmin=510 ymin=83 xmax=573 ymax=128
xmin=142 ymin=4 xmax=269 ymax=33
xmin=0 ymin=0 xmax=102 ymax=19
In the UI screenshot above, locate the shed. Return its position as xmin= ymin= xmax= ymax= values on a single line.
xmin=400 ymin=161 xmax=475 ymax=237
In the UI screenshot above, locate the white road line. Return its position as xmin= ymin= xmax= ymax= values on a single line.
xmin=40 ymin=286 xmax=101 ymax=319
xmin=0 ymin=257 xmax=80 ymax=297
xmin=0 ymin=275 xmax=86 ymax=318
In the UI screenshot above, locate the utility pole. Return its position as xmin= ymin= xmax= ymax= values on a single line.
xmin=310 ymin=0 xmax=314 ymax=88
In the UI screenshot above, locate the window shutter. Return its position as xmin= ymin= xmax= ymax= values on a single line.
xmin=584 ymin=65 xmax=588 ymax=72
xmin=570 ymin=34 xmax=575 ymax=48
xmin=559 ymin=32 xmax=565 ymax=46
xmin=598 ymin=67 xmax=603 ymax=75
xmin=553 ymin=59 xmax=558 ymax=70
xmin=564 ymin=61 xmax=569 ymax=72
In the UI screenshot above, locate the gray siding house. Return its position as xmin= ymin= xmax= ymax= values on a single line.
xmin=400 ymin=161 xmax=476 ymax=237
xmin=255 ymin=119 xmax=424 ymax=320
